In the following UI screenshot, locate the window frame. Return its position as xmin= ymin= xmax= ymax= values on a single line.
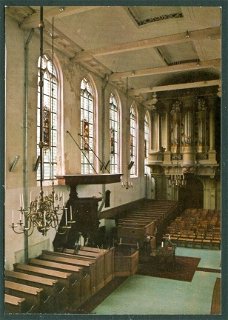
xmin=129 ymin=104 xmax=138 ymax=176
xmin=80 ymin=77 xmax=96 ymax=174
xmin=37 ymin=54 xmax=59 ymax=182
xmin=109 ymin=92 xmax=120 ymax=174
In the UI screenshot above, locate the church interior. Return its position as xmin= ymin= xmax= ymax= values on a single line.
xmin=4 ymin=5 xmax=223 ymax=316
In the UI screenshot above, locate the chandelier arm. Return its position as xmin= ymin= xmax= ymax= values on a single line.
xmin=11 ymin=226 xmax=25 ymax=235
xmin=26 ymin=223 xmax=35 ymax=237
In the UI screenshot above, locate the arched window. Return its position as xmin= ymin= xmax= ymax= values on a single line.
xmin=109 ymin=93 xmax=120 ymax=173
xmin=144 ymin=112 xmax=150 ymax=174
xmin=130 ymin=105 xmax=137 ymax=176
xmin=80 ymin=78 xmax=95 ymax=174
xmin=37 ymin=54 xmax=58 ymax=181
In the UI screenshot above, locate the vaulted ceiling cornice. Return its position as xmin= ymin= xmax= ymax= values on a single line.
xmin=74 ymin=26 xmax=220 ymax=62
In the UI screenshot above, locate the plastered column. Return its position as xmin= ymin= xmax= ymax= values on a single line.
xmin=203 ymin=178 xmax=216 ymax=209
xmin=208 ymin=97 xmax=217 ymax=163
xmin=163 ymin=106 xmax=171 ymax=164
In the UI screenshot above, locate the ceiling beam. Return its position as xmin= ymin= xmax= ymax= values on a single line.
xmin=74 ymin=26 xmax=220 ymax=62
xmin=20 ymin=6 xmax=100 ymax=29
xmin=129 ymin=79 xmax=221 ymax=96
xmin=109 ymin=59 xmax=220 ymax=81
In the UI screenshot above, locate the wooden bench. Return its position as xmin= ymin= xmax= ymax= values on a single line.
xmin=74 ymin=249 xmax=105 ymax=292
xmin=79 ymin=246 xmax=114 ymax=285
xmin=129 ymin=214 xmax=164 ymax=221
xmin=64 ymin=248 xmax=104 ymax=292
xmin=13 ymin=263 xmax=71 ymax=311
xmin=5 ymin=270 xmax=59 ymax=313
xmin=5 ymin=293 xmax=26 ymax=313
xmin=29 ymin=258 xmax=82 ymax=308
xmin=117 ymin=223 xmax=154 ymax=242
xmin=5 ymin=280 xmax=43 ymax=313
xmin=125 ymin=214 xmax=163 ymax=223
xmin=41 ymin=251 xmax=93 ymax=303
xmin=118 ymin=221 xmax=155 ymax=236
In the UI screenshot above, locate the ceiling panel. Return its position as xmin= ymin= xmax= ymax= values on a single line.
xmin=194 ymin=39 xmax=221 ymax=61
xmin=127 ymin=6 xmax=183 ymax=27
xmin=157 ymin=42 xmax=199 ymax=65
xmin=98 ymin=47 xmax=165 ymax=73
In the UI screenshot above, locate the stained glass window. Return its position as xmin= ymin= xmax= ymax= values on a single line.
xmin=37 ymin=55 xmax=58 ymax=181
xmin=109 ymin=93 xmax=120 ymax=173
xmin=80 ymin=78 xmax=95 ymax=174
xmin=130 ymin=105 xmax=137 ymax=176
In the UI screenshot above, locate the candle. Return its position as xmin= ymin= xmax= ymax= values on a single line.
xmin=62 ymin=193 xmax=65 ymax=207
xmin=65 ymin=208 xmax=68 ymax=225
xmin=21 ymin=193 xmax=24 ymax=209
xmin=161 ymin=241 xmax=164 ymax=247
xmin=70 ymin=206 xmax=73 ymax=220
xmin=44 ymin=211 xmax=46 ymax=226
xmin=20 ymin=194 xmax=22 ymax=207
xmin=29 ymin=191 xmax=32 ymax=204
xmin=23 ymin=210 xmax=26 ymax=227
xmin=11 ymin=210 xmax=14 ymax=224
xmin=19 ymin=210 xmax=22 ymax=222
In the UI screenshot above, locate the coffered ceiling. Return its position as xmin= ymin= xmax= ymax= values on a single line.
xmin=6 ymin=5 xmax=221 ymax=106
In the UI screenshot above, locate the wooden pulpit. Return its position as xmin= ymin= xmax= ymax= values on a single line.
xmin=53 ymin=174 xmax=122 ymax=250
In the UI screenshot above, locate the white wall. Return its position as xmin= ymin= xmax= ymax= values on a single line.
xmin=5 ymin=15 xmax=146 ymax=268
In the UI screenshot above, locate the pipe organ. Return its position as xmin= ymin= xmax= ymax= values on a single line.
xmin=147 ymin=87 xmax=220 ymax=207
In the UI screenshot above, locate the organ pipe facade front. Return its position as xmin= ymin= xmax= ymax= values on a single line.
xmin=147 ymin=86 xmax=220 ymax=209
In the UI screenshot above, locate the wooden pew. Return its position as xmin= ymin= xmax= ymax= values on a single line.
xmin=40 ymin=251 xmax=93 ymax=303
xmin=5 ymin=294 xmax=26 ymax=313
xmin=5 ymin=280 xmax=43 ymax=313
xmin=80 ymin=246 xmax=115 ymax=285
xmin=14 ymin=263 xmax=71 ymax=311
xmin=118 ymin=221 xmax=155 ymax=236
xmin=71 ymin=250 xmax=105 ymax=292
xmin=29 ymin=258 xmax=83 ymax=309
xmin=117 ymin=223 xmax=154 ymax=242
xmin=5 ymin=270 xmax=59 ymax=313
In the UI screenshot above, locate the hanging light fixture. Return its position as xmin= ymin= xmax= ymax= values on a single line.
xmin=168 ymin=159 xmax=187 ymax=188
xmin=168 ymin=172 xmax=186 ymax=188
xmin=10 ymin=7 xmax=75 ymax=236
xmin=121 ymin=77 xmax=133 ymax=190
